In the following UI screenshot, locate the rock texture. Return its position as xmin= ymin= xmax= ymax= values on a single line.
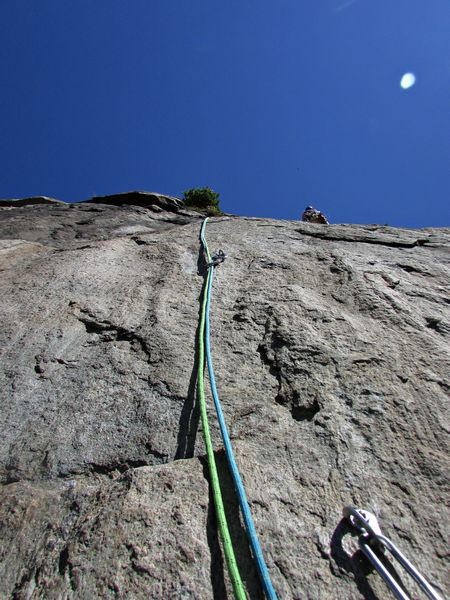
xmin=85 ymin=191 xmax=185 ymax=213
xmin=0 ymin=196 xmax=66 ymax=207
xmin=0 ymin=199 xmax=449 ymax=599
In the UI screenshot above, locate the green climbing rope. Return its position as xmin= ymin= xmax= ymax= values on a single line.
xmin=197 ymin=223 xmax=247 ymax=600
xmin=201 ymin=221 xmax=278 ymax=599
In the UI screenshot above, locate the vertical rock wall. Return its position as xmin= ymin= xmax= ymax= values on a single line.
xmin=0 ymin=201 xmax=449 ymax=599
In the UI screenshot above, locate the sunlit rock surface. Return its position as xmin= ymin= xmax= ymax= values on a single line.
xmin=0 ymin=198 xmax=449 ymax=599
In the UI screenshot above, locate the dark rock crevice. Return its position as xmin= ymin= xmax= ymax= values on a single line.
xmin=174 ymin=244 xmax=206 ymax=461
xmin=85 ymin=460 xmax=150 ymax=476
xmin=69 ymin=301 xmax=154 ymax=358
xmin=296 ymin=227 xmax=430 ymax=248
xmin=58 ymin=545 xmax=77 ymax=593
xmin=200 ymin=453 xmax=264 ymax=600
xmin=425 ymin=317 xmax=450 ymax=335
xmin=396 ymin=263 xmax=432 ymax=275
xmin=257 ymin=319 xmax=325 ymax=422
xmin=291 ymin=399 xmax=321 ymax=421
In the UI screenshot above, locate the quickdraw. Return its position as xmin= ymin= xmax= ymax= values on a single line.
xmin=343 ymin=506 xmax=443 ymax=600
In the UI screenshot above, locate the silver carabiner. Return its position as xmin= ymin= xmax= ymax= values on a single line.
xmin=343 ymin=506 xmax=444 ymax=600
xmin=210 ymin=249 xmax=227 ymax=268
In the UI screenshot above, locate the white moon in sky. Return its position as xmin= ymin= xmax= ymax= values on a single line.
xmin=400 ymin=73 xmax=416 ymax=89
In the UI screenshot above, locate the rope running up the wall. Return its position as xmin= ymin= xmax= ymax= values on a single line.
xmin=200 ymin=217 xmax=278 ymax=599
xmin=197 ymin=218 xmax=246 ymax=599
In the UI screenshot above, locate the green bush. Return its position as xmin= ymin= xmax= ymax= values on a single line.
xmin=182 ymin=187 xmax=222 ymax=214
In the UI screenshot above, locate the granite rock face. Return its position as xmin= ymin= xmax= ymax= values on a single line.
xmin=0 ymin=196 xmax=66 ymax=207
xmin=85 ymin=191 xmax=184 ymax=213
xmin=0 ymin=200 xmax=449 ymax=599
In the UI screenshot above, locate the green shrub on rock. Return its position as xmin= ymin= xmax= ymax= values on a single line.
xmin=182 ymin=187 xmax=222 ymax=215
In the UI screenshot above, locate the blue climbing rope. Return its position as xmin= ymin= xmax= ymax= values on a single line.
xmin=200 ymin=218 xmax=278 ymax=600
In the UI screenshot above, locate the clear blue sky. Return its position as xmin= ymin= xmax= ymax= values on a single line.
xmin=1 ymin=1 xmax=449 ymax=226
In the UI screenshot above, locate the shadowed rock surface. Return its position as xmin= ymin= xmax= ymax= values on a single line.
xmin=85 ymin=191 xmax=184 ymax=213
xmin=0 ymin=196 xmax=66 ymax=207
xmin=0 ymin=200 xmax=449 ymax=599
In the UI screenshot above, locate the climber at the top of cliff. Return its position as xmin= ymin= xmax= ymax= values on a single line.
xmin=301 ymin=205 xmax=329 ymax=224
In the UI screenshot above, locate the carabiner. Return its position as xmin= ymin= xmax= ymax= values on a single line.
xmin=343 ymin=506 xmax=443 ymax=600
xmin=210 ymin=249 xmax=227 ymax=268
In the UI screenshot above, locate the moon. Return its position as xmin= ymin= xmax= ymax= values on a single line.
xmin=400 ymin=73 xmax=416 ymax=89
